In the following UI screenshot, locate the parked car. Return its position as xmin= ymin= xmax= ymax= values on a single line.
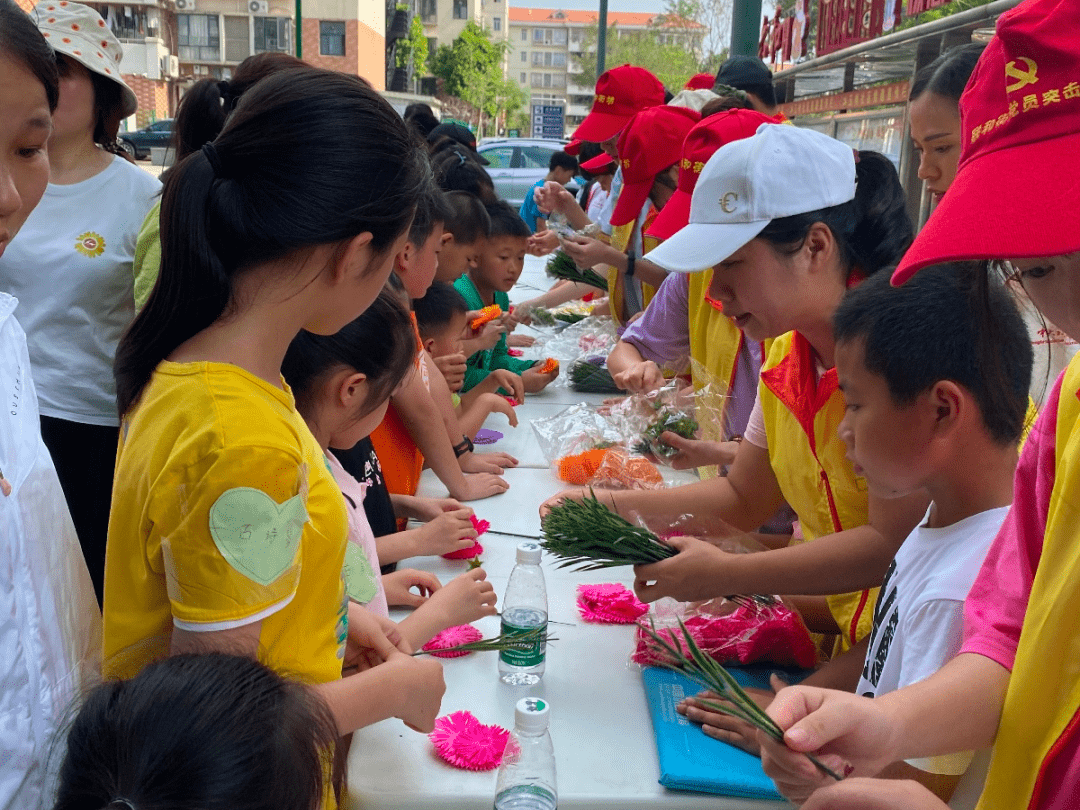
xmin=477 ymin=138 xmax=577 ymax=208
xmin=119 ymin=119 xmax=174 ymax=160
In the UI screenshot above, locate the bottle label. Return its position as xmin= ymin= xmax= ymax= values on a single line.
xmin=499 ymin=614 xmax=546 ymax=667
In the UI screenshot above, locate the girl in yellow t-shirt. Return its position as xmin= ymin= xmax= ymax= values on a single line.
xmin=103 ymin=67 xmax=445 ymax=805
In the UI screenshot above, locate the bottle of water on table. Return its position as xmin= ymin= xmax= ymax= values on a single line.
xmin=494 ymin=697 xmax=557 ymax=810
xmin=499 ymin=541 xmax=548 ymax=686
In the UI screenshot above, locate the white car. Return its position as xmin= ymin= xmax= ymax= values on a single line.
xmin=477 ymin=138 xmax=577 ymax=208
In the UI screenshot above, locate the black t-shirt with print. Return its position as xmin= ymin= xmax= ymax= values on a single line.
xmin=331 ymin=438 xmax=398 ymax=574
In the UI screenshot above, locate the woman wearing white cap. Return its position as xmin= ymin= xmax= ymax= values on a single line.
xmin=543 ymin=124 xmax=924 ymax=660
xmin=0 ymin=1 xmax=160 ymax=604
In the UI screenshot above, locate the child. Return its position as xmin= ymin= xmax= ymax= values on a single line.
xmin=437 ymin=190 xmax=491 ymax=284
xmin=519 ymin=150 xmax=578 ymax=233
xmin=105 ymin=68 xmax=445 ymax=802
xmin=282 ymin=288 xmax=498 ymax=648
xmin=455 ymin=201 xmax=559 ymax=394
xmin=759 ymin=4 xmax=1080 ymax=807
xmin=54 ymin=654 xmax=342 ymax=810
xmin=414 ymin=281 xmax=523 ymax=439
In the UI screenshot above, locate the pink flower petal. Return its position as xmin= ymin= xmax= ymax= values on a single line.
xmin=429 ymin=710 xmax=510 ymax=771
xmin=470 ymin=515 xmax=490 ymax=536
xmin=422 ymin=624 xmax=483 ymax=658
xmin=577 ymin=583 xmax=648 ymax=624
xmin=442 ymin=540 xmax=484 ymax=560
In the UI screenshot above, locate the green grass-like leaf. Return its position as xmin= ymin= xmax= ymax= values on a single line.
xmin=540 ymin=491 xmax=676 ymax=570
xmin=545 ymin=250 xmax=609 ymax=291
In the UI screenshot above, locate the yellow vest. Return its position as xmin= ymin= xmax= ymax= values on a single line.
xmin=976 ymin=357 xmax=1080 ymax=809
xmin=758 ymin=331 xmax=875 ymax=649
xmin=605 ymin=203 xmax=658 ymax=326
xmin=686 ymin=269 xmax=770 ymax=480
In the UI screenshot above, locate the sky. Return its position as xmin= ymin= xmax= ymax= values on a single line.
xmin=512 ymin=0 xmax=699 ymax=16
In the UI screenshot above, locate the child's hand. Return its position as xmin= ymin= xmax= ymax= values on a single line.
xmin=612 ymin=360 xmax=665 ymax=394
xmin=678 ymin=676 xmax=786 ymax=756
xmin=425 ymin=568 xmax=498 ymax=629
xmin=383 ymin=568 xmax=442 ymax=608
xmin=384 ymin=651 xmax=446 ymax=733
xmin=474 ymin=320 xmax=507 ymax=351
xmin=408 ymin=496 xmax=467 ymax=523
xmin=509 ymin=305 xmax=535 ymax=326
xmin=657 ymin=434 xmax=740 ymax=470
xmin=798 ymin=779 xmax=950 ymax=810
xmin=344 ymin=603 xmax=411 ymax=672
xmin=431 ymin=352 xmax=467 ymax=392
xmin=485 ymin=369 xmax=525 ymax=404
xmin=481 ymin=392 xmax=519 ymax=428
xmin=507 ymin=333 xmax=536 ymax=347
xmin=522 ymin=363 xmax=559 ymax=393
xmin=633 ymin=534 xmax=734 ymax=603
xmin=449 ymin=472 xmax=510 ymax=501
xmin=459 ymin=450 xmax=517 ymax=474
xmin=415 ymin=507 xmax=480 ymax=557
xmin=538 ymin=487 xmax=588 ymax=518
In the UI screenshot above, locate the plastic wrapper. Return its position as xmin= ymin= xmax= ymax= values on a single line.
xmin=632 ymin=596 xmax=817 ymax=670
xmin=531 ymin=403 xmax=627 ymax=462
xmin=568 ymin=356 xmax=624 ymax=394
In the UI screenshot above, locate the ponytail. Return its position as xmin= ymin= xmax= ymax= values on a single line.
xmin=757 ymin=150 xmax=912 ymax=279
xmin=115 ymin=67 xmax=427 ymax=416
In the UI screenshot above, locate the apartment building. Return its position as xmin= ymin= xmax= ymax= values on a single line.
xmin=410 ymin=0 xmax=506 ymax=94
xmin=508 ymin=7 xmax=703 ymax=133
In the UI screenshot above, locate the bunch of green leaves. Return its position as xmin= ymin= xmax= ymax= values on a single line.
xmin=540 ymin=491 xmax=676 ymax=570
xmin=569 ymin=359 xmax=623 ymax=394
xmin=545 ymin=250 xmax=609 ymax=291
xmin=555 ymin=311 xmax=587 ymax=325
xmin=640 ymin=618 xmax=842 ymax=781
xmin=528 ymin=307 xmax=557 ymax=327
xmin=634 ymin=408 xmax=699 ymax=459
xmin=412 ymin=626 xmax=555 ymax=656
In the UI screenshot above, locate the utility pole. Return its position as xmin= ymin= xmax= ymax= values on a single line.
xmin=596 ymin=0 xmax=608 ymax=77
xmin=295 ymin=0 xmax=302 ymax=57
xmin=730 ymin=0 xmax=760 ymax=56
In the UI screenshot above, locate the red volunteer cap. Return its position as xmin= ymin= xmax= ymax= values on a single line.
xmin=647 ymin=108 xmax=777 ymax=241
xmin=580 ymin=151 xmax=615 ymax=173
xmin=892 ymin=0 xmax=1080 ymax=285
xmin=609 ymin=106 xmax=700 ymax=228
xmin=564 ymin=139 xmax=583 ymax=156
xmin=684 ymin=73 xmax=716 ymax=91
xmin=571 ymin=65 xmax=666 ymax=143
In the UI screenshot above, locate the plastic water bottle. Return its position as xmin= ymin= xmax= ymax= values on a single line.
xmin=494 ymin=697 xmax=557 ymax=810
xmin=499 ymin=541 xmax=548 ymax=686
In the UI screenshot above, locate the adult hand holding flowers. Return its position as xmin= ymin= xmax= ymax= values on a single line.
xmin=633 ymin=534 xmax=741 ymax=603
xmin=656 ymin=433 xmax=741 ymax=470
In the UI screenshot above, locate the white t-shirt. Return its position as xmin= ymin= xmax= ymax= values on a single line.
xmin=856 ymin=504 xmax=1009 ymax=776
xmin=0 ymin=155 xmax=160 ymax=426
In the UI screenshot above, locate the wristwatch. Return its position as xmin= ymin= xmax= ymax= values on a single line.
xmin=625 ymin=250 xmax=636 ymax=278
xmin=453 ymin=435 xmax=474 ymax=457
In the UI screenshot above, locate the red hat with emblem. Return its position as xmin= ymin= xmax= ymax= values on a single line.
xmin=684 ymin=72 xmax=716 ymax=91
xmin=892 ymin=0 xmax=1080 ymax=285
xmin=647 ymin=108 xmax=777 ymax=241
xmin=609 ymin=106 xmax=700 ymax=228
xmin=571 ymin=65 xmax=666 ymax=143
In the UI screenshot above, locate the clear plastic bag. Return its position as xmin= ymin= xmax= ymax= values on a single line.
xmin=631 ymin=596 xmax=817 ymax=670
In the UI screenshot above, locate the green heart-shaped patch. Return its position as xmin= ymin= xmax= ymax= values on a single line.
xmin=209 ymin=487 xmax=307 ymax=586
xmin=343 ymin=542 xmax=378 ymax=604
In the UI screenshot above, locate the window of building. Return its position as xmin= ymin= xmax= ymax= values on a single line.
xmin=520 ymin=28 xmax=527 ymax=41
xmin=254 ymin=16 xmax=290 ymax=54
xmin=553 ymin=28 xmax=567 ymax=45
xmin=570 ymin=28 xmax=580 ymax=42
xmin=530 ymin=72 xmax=543 ymax=87
xmin=453 ymin=0 xmax=467 ymax=20
xmin=427 ymin=37 xmax=437 ymax=61
xmin=552 ymin=51 xmax=566 ymax=67
xmin=533 ymin=28 xmax=544 ymax=42
xmin=493 ymin=17 xmax=500 ymax=30
xmin=531 ymin=51 xmax=542 ymax=66
xmin=101 ymin=5 xmax=153 ymax=40
xmin=421 ymin=0 xmax=437 ymax=21
xmin=520 ymin=50 xmax=527 ymax=62
xmin=177 ymin=14 xmax=220 ymax=62
xmin=551 ymin=72 xmax=566 ymax=88
xmin=520 ymin=72 xmax=526 ymax=83
xmin=223 ymin=16 xmax=249 ymax=62
xmin=319 ymin=21 xmax=345 ymax=56
xmin=420 ymin=76 xmax=438 ymax=95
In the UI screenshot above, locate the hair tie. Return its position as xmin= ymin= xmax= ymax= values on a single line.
xmin=108 ymin=799 xmax=137 ymax=810
xmin=457 ymin=150 xmax=467 ymax=165
xmin=201 ymin=142 xmax=225 ymax=177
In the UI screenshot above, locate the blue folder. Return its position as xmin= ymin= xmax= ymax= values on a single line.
xmin=640 ymin=666 xmax=795 ymax=800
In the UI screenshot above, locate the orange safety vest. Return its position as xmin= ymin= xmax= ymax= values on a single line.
xmin=976 ymin=357 xmax=1080 ymax=809
xmin=369 ymin=314 xmax=425 ymax=497
xmin=758 ymin=331 xmax=874 ymax=649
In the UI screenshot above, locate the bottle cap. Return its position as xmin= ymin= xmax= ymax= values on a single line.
xmin=515 ymin=697 xmax=550 ymax=733
xmin=516 ymin=541 xmax=542 ymax=565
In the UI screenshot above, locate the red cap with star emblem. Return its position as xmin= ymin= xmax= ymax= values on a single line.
xmin=892 ymin=0 xmax=1080 ymax=285
xmin=571 ymin=65 xmax=666 ymax=144
xmin=609 ymin=105 xmax=700 ymax=228
xmin=647 ymin=108 xmax=777 ymax=241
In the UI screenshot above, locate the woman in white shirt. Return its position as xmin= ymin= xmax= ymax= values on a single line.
xmin=0 ymin=2 xmax=160 ymax=603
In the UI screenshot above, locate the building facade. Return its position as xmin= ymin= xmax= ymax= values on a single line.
xmin=508 ymin=7 xmax=703 ymax=132
xmin=408 ymin=0 xmax=506 ymax=94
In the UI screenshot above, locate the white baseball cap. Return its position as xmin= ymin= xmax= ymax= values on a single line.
xmin=646 ymin=124 xmax=857 ymax=273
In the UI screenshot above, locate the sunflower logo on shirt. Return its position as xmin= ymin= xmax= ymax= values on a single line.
xmin=74 ymin=231 xmax=105 ymax=257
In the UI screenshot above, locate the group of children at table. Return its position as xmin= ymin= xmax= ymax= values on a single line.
xmin=2 ymin=0 xmax=1079 ymax=807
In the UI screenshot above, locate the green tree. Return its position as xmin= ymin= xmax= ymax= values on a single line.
xmin=431 ymin=21 xmax=523 ymax=137
xmin=571 ymin=20 xmax=702 ymax=92
xmin=393 ymin=7 xmax=428 ymax=77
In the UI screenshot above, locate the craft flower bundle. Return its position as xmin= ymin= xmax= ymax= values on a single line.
xmin=568 ymin=356 xmax=623 ymax=394
xmin=469 ymin=304 xmax=502 ymax=332
xmin=442 ymin=515 xmax=488 ymax=560
xmin=545 ymin=249 xmax=609 ymax=291
xmin=633 ymin=407 xmax=699 ymax=460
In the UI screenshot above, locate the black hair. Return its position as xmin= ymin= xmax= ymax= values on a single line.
xmin=432 ymin=147 xmax=498 ymax=203
xmin=52 ymin=653 xmax=341 ymax=810
xmin=52 ymin=56 xmax=131 ymax=160
xmin=701 ymin=93 xmax=756 ymax=117
xmin=115 ymin=67 xmax=426 ymax=416
xmin=0 ymin=0 xmax=59 ymax=111
xmin=485 ymin=200 xmax=531 ymax=239
xmin=282 ymin=286 xmax=415 ymax=421
xmin=443 ymin=191 xmax=491 ymax=243
xmin=548 ymin=150 xmax=578 ymax=173
xmin=174 ymin=52 xmax=307 ymax=160
xmin=741 ymin=82 xmax=777 ymax=108
xmin=757 ymin=151 xmax=913 ymax=280
xmin=405 ymin=102 xmax=440 ymax=138
xmin=834 ymin=263 xmax=1031 ymax=445
xmin=408 ymin=178 xmax=452 ymax=245
xmin=909 ymin=43 xmax=986 ymax=104
xmin=663 ymin=88 xmax=675 ymax=104
xmin=413 ymin=281 xmax=468 ymax=339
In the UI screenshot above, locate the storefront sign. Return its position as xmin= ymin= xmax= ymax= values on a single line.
xmin=780 ymin=79 xmax=909 ymax=115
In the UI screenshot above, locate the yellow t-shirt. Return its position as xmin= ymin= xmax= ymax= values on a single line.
xmin=103 ymin=361 xmax=349 ymax=686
